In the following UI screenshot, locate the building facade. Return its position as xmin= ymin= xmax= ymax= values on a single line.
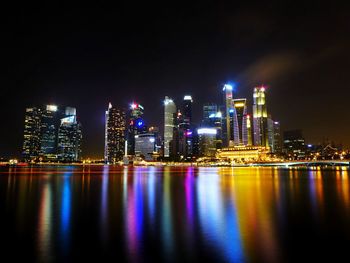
xmin=252 ymin=86 xmax=269 ymax=148
xmin=223 ymin=84 xmax=233 ymax=147
xmin=178 ymin=95 xmax=193 ymax=159
xmin=164 ymin=96 xmax=176 ymax=158
xmin=104 ymin=103 xmax=126 ymax=164
xmin=22 ymin=107 xmax=42 ymax=161
xmin=127 ymin=102 xmax=145 ymax=155
xmin=135 ymin=133 xmax=156 ymax=161
xmin=58 ymin=114 xmax=82 ymax=162
xmin=197 ymin=128 xmax=217 ymax=157
xmin=22 ymin=104 xmax=82 ymax=162
xmin=232 ymin=98 xmax=248 ymax=146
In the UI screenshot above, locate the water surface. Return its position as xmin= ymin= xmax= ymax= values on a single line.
xmin=0 ymin=166 xmax=349 ymax=262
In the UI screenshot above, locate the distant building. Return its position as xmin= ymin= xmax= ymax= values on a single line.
xmin=202 ymin=103 xmax=218 ymax=126
xmin=127 ymin=102 xmax=145 ymax=155
xmin=198 ymin=128 xmax=217 ymax=157
xmin=164 ymin=96 xmax=176 ymax=158
xmin=22 ymin=104 xmax=82 ymax=162
xmin=223 ymin=84 xmax=234 ymax=147
xmin=104 ymin=103 xmax=126 ymax=164
xmin=135 ymin=133 xmax=156 ymax=161
xmin=246 ymin=114 xmax=253 ymax=146
xmin=217 ymin=146 xmax=269 ymax=163
xmin=22 ymin=107 xmax=42 ymax=161
xmin=58 ymin=110 xmax=82 ymax=162
xmin=232 ymin=98 xmax=248 ymax=146
xmin=267 ymin=117 xmax=274 ymax=152
xmin=252 ymin=86 xmax=269 ymax=148
xmin=273 ymin=121 xmax=282 ymax=154
xmin=283 ymin=130 xmax=305 ymax=159
xmin=178 ymin=95 xmax=193 ymax=159
xmin=40 ymin=105 xmax=60 ymax=160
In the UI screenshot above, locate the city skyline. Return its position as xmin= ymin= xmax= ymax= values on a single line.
xmin=17 ymin=84 xmax=346 ymax=161
xmin=2 ymin=2 xmax=350 ymax=158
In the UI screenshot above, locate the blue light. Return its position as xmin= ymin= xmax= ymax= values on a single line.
xmin=229 ymin=109 xmax=234 ymax=113
xmin=223 ymin=83 xmax=234 ymax=91
xmin=137 ymin=120 xmax=144 ymax=127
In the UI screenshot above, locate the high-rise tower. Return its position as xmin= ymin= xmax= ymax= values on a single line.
xmin=22 ymin=104 xmax=82 ymax=162
xmin=22 ymin=107 xmax=42 ymax=161
xmin=127 ymin=102 xmax=145 ymax=155
xmin=40 ymin=105 xmax=60 ymax=160
xmin=232 ymin=98 xmax=248 ymax=146
xmin=223 ymin=84 xmax=233 ymax=147
xmin=164 ymin=96 xmax=176 ymax=158
xmin=178 ymin=95 xmax=193 ymax=159
xmin=58 ymin=107 xmax=82 ymax=162
xmin=252 ymin=86 xmax=269 ymax=148
xmin=104 ymin=103 xmax=126 ymax=164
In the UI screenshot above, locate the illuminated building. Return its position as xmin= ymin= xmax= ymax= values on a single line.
xmin=197 ymin=128 xmax=217 ymax=157
xmin=283 ymin=130 xmax=306 ymax=160
xmin=104 ymin=103 xmax=126 ymax=164
xmin=135 ymin=133 xmax=156 ymax=161
xmin=164 ymin=96 xmax=176 ymax=157
xmin=232 ymin=98 xmax=248 ymax=146
xmin=267 ymin=119 xmax=282 ymax=154
xmin=252 ymin=86 xmax=269 ymax=148
xmin=57 ymin=108 xmax=82 ymax=162
xmin=203 ymin=111 xmax=223 ymax=150
xmin=217 ymin=146 xmax=269 ymax=163
xmin=127 ymin=102 xmax=145 ymax=155
xmin=246 ymin=114 xmax=252 ymax=145
xmin=202 ymin=103 xmax=218 ymax=126
xmin=22 ymin=104 xmax=83 ymax=162
xmin=40 ymin=104 xmax=60 ymax=160
xmin=22 ymin=107 xmax=42 ymax=161
xmin=149 ymin=126 xmax=162 ymax=152
xmin=178 ymin=95 xmax=193 ymax=159
xmin=273 ymin=121 xmax=282 ymax=154
xmin=223 ymin=84 xmax=234 ymax=147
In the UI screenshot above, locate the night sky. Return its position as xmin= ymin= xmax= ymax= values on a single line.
xmin=2 ymin=2 xmax=350 ymax=158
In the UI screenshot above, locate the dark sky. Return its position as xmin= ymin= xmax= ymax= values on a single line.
xmin=2 ymin=2 xmax=350 ymax=158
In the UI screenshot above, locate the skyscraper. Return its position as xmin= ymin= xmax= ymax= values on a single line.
xmin=22 ymin=107 xmax=42 ymax=161
xmin=273 ymin=121 xmax=282 ymax=154
xmin=232 ymin=98 xmax=248 ymax=146
xmin=164 ymin=96 xmax=176 ymax=158
xmin=252 ymin=86 xmax=269 ymax=148
xmin=104 ymin=103 xmax=126 ymax=164
xmin=57 ymin=108 xmax=82 ymax=162
xmin=127 ymin=102 xmax=145 ymax=155
xmin=22 ymin=104 xmax=82 ymax=162
xmin=40 ymin=105 xmax=60 ymax=160
xmin=202 ymin=103 xmax=218 ymax=126
xmin=246 ymin=114 xmax=252 ymax=146
xmin=223 ymin=84 xmax=233 ymax=147
xmin=178 ymin=95 xmax=193 ymax=159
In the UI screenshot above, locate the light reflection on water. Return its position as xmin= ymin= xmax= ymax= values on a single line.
xmin=0 ymin=166 xmax=349 ymax=262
